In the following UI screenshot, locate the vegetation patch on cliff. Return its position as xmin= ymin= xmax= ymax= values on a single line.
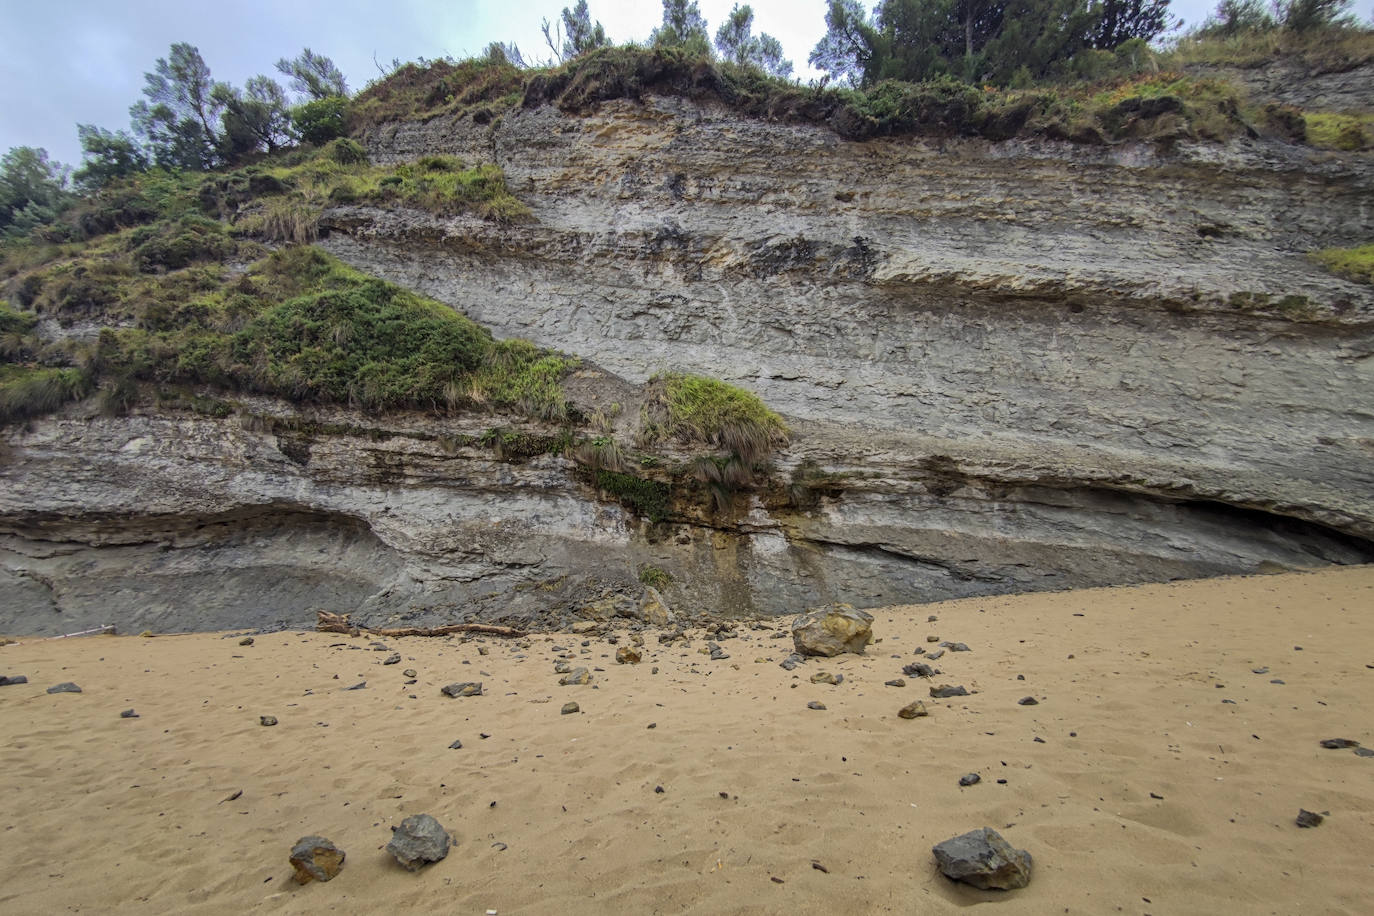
xmin=1310 ymin=243 xmax=1374 ymax=284
xmin=640 ymin=372 xmax=789 ymax=463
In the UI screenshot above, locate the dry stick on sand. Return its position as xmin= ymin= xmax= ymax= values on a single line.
xmin=315 ymin=610 xmax=525 ymax=639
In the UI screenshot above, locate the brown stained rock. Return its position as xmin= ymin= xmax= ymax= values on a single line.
xmin=898 ymin=700 xmax=928 ymax=719
xmin=792 ymin=605 xmax=874 ymax=658
xmin=615 ymin=645 xmax=642 ymax=665
xmin=290 ymin=836 xmax=345 ymax=884
xmin=559 ymin=667 xmax=592 ymax=686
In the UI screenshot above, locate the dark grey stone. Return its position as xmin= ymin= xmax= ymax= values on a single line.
xmin=930 ymin=684 xmax=969 ymax=698
xmin=1018 ymin=696 xmax=1039 ymax=706
xmin=903 ymin=662 xmax=936 ymax=678
xmin=441 ymin=682 xmax=483 ymax=697
xmin=0 ymin=675 xmax=28 ymax=686
xmin=46 ymin=682 xmax=82 ymax=694
xmin=940 ymin=642 xmax=971 ymax=652
xmin=1296 ymin=809 xmax=1324 ymax=828
xmin=932 ymin=827 xmax=1032 ymax=890
xmin=1320 ymin=738 xmax=1360 ymax=749
xmin=386 ymin=813 xmax=452 ymax=871
xmin=959 ymin=773 xmax=981 ymax=787
xmin=780 ymin=654 xmax=803 ymax=671
xmin=119 ymin=708 xmax=138 ymax=718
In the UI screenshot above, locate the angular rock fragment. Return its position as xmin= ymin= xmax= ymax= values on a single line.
xmin=903 ymin=662 xmax=935 ymax=678
xmin=792 ymin=605 xmax=874 ymax=657
xmin=46 ymin=682 xmax=82 ymax=694
xmin=0 ymin=675 xmax=28 ymax=686
xmin=1296 ymin=809 xmax=1324 ymax=828
xmin=885 ymin=678 xmax=906 ymax=687
xmin=959 ymin=773 xmax=981 ymax=786
xmin=809 ymin=672 xmax=841 ymax=685
xmin=260 ymin=715 xmax=278 ymax=726
xmin=779 ymin=654 xmax=803 ymax=671
xmin=807 ymin=701 xmax=827 ymax=710
xmin=441 ymin=682 xmax=483 ymax=697
xmin=386 ymin=813 xmax=452 ymax=871
xmin=561 ymin=701 xmax=580 ymax=715
xmin=932 ymin=827 xmax=1032 ymax=890
xmin=290 ymin=835 xmax=345 ymax=884
xmin=1018 ymin=696 xmax=1039 ymax=706
xmin=898 ymin=701 xmax=928 ymax=719
xmin=930 ymin=684 xmax=969 ymax=698
xmin=615 ymin=645 xmax=642 ymax=664
xmin=559 ymin=668 xmax=592 ymax=686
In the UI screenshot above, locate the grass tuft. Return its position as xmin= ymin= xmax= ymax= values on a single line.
xmin=1309 ymin=244 xmax=1374 ymax=284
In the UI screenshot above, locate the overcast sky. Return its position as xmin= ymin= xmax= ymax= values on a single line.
xmin=2 ymin=0 xmax=1369 ymax=166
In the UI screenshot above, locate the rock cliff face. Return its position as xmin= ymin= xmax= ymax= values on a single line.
xmin=3 ymin=94 xmax=1372 ymax=633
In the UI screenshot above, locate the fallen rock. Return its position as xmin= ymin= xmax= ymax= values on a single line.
xmin=640 ymin=587 xmax=673 ymax=627
xmin=898 ymin=700 xmax=928 ymax=719
xmin=807 ymin=700 xmax=827 ymax=710
xmin=1018 ymin=696 xmax=1039 ymax=706
xmin=903 ymin=662 xmax=936 ymax=678
xmin=290 ymin=835 xmax=345 ymax=884
xmin=441 ymin=682 xmax=483 ymax=697
xmin=383 ymin=653 xmax=401 ymax=665
xmin=932 ymin=827 xmax=1032 ymax=890
xmin=1296 ymin=809 xmax=1324 ymax=828
xmin=260 ymin=715 xmax=278 ymax=726
xmin=448 ymin=739 xmax=463 ymax=749
xmin=792 ymin=605 xmax=874 ymax=657
xmin=941 ymin=642 xmax=971 ymax=652
xmin=615 ymin=646 xmax=642 ymax=664
xmin=0 ymin=675 xmax=28 ymax=686
xmin=1355 ymin=748 xmax=1374 ymax=758
xmin=559 ymin=668 xmax=592 ymax=686
xmin=561 ymin=701 xmax=580 ymax=715
xmin=959 ymin=773 xmax=981 ymax=787
xmin=119 ymin=709 xmax=138 ymax=719
xmin=809 ymin=672 xmax=841 ymax=685
xmin=1320 ymin=738 xmax=1360 ymax=749
xmin=386 ymin=813 xmax=452 ymax=871
xmin=779 ymin=654 xmax=803 ymax=671
xmin=885 ymin=678 xmax=906 ymax=687
xmin=930 ymin=684 xmax=970 ymax=698
xmin=239 ymin=637 xmax=254 ymax=647
xmin=402 ymin=668 xmax=417 ymax=678
xmin=46 ymin=682 xmax=82 ymax=694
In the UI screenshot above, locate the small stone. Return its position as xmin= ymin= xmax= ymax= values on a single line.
xmin=260 ymin=715 xmax=278 ymax=726
xmin=290 ymin=836 xmax=345 ymax=884
xmin=655 ymin=785 xmax=665 ymax=793
xmin=1252 ymin=667 xmax=1269 ymax=674
xmin=441 ymin=682 xmax=483 ymax=697
xmin=941 ymin=642 xmax=971 ymax=652
xmin=402 ymin=668 xmax=417 ymax=678
xmin=561 ymin=702 xmax=580 ymax=715
xmin=1320 ymin=738 xmax=1360 ymax=749
xmin=616 ymin=646 xmax=642 ymax=665
xmin=1017 ymin=696 xmax=1039 ymax=706
xmin=1355 ymin=748 xmax=1374 ymax=758
xmin=119 ymin=709 xmax=138 ymax=719
xmin=809 ymin=672 xmax=840 ymax=685
xmin=449 ymin=739 xmax=463 ymax=749
xmin=559 ymin=668 xmax=592 ymax=686
xmin=930 ymin=684 xmax=969 ymax=698
xmin=925 ymin=649 xmax=945 ymax=660
xmin=0 ymin=675 xmax=29 ymax=686
xmin=46 ymin=682 xmax=82 ymax=694
xmin=927 ymin=635 xmax=940 ymax=643
xmin=779 ymin=654 xmax=803 ymax=671
xmin=903 ymin=662 xmax=935 ymax=678
xmin=791 ymin=605 xmax=874 ymax=657
xmin=383 ymin=653 xmax=401 ymax=665
xmin=898 ymin=701 xmax=928 ymax=719
xmin=807 ymin=701 xmax=827 ymax=710
xmin=1295 ymin=809 xmax=1324 ymax=828
xmin=344 ymin=681 xmax=366 ymax=690
xmin=239 ymin=637 xmax=254 ymax=646
xmin=959 ymin=773 xmax=981 ymax=787
xmin=710 ymin=647 xmax=730 ymax=660
xmin=885 ymin=679 xmax=906 ymax=687
xmin=386 ymin=813 xmax=452 ymax=871
xmin=932 ymin=827 xmax=1032 ymax=890
xmin=477 ymin=646 xmax=490 ymax=656
xmin=554 ymin=660 xmax=572 ymax=674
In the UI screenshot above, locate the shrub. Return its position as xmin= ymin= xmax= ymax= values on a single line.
xmin=326 ymin=137 xmax=368 ymax=165
xmin=641 ymin=373 xmax=788 ymax=463
xmin=132 ymin=215 xmax=238 ymax=272
xmin=292 ymin=96 xmax=349 ymax=145
xmin=0 ymin=366 xmax=92 ymax=425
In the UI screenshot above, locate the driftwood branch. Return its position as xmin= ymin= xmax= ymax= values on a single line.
xmin=47 ymin=624 xmax=117 ymax=640
xmin=316 ymin=610 xmax=525 ymax=639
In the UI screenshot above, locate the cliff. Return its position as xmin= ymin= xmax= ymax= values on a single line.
xmin=3 ymin=86 xmax=1372 ymax=634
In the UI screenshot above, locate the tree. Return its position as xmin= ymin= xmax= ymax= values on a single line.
xmin=291 ymin=96 xmax=348 ymax=145
xmin=1277 ymin=0 xmax=1354 ymax=31
xmin=652 ymin=0 xmax=712 ymax=54
xmin=216 ymin=76 xmax=293 ymax=160
xmin=1090 ymin=0 xmax=1173 ymax=49
xmin=72 ymin=126 xmax=149 ymax=192
xmin=275 ymin=48 xmax=349 ymax=101
xmin=560 ymin=1 xmax=611 ymax=59
xmin=715 ymin=4 xmax=794 ymax=77
xmin=1197 ymin=0 xmax=1276 ymax=36
xmin=129 ymin=43 xmax=224 ymax=170
xmin=0 ymin=147 xmax=71 ymax=237
xmin=809 ymin=0 xmax=882 ymax=86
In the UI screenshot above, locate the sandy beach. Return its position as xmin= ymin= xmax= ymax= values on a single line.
xmin=2 ymin=565 xmax=1373 ymax=915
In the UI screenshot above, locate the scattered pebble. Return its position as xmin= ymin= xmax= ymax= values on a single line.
xmin=959 ymin=773 xmax=981 ymax=787
xmin=260 ymin=715 xmax=278 ymax=726
xmin=561 ymin=702 xmax=580 ymax=715
xmin=0 ymin=675 xmax=29 ymax=686
xmin=383 ymin=654 xmax=401 ymax=665
xmin=238 ymin=637 xmax=254 ymax=647
xmin=1018 ymin=696 xmax=1039 ymax=706
xmin=898 ymin=700 xmax=928 ymax=719
xmin=807 ymin=701 xmax=827 ymax=710
xmin=449 ymin=739 xmax=463 ymax=749
xmin=402 ymin=668 xmax=417 ymax=678
xmin=441 ymin=682 xmax=483 ymax=697
xmin=885 ymin=678 xmax=906 ymax=687
xmin=46 ymin=682 xmax=82 ymax=694
xmin=119 ymin=708 xmax=139 ymax=719
xmin=559 ymin=668 xmax=592 ymax=686
xmin=1320 ymin=738 xmax=1360 ymax=749
xmin=809 ymin=672 xmax=841 ymax=685
xmin=930 ymin=684 xmax=969 ymax=698
xmin=1296 ymin=809 xmax=1324 ymax=828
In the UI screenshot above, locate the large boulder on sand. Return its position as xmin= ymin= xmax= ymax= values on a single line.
xmin=386 ymin=813 xmax=452 ymax=871
xmin=932 ymin=827 xmax=1033 ymax=890
xmin=791 ymin=604 xmax=874 ymax=657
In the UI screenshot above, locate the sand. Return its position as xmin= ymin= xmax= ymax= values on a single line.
xmin=2 ymin=566 xmax=1373 ymax=915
